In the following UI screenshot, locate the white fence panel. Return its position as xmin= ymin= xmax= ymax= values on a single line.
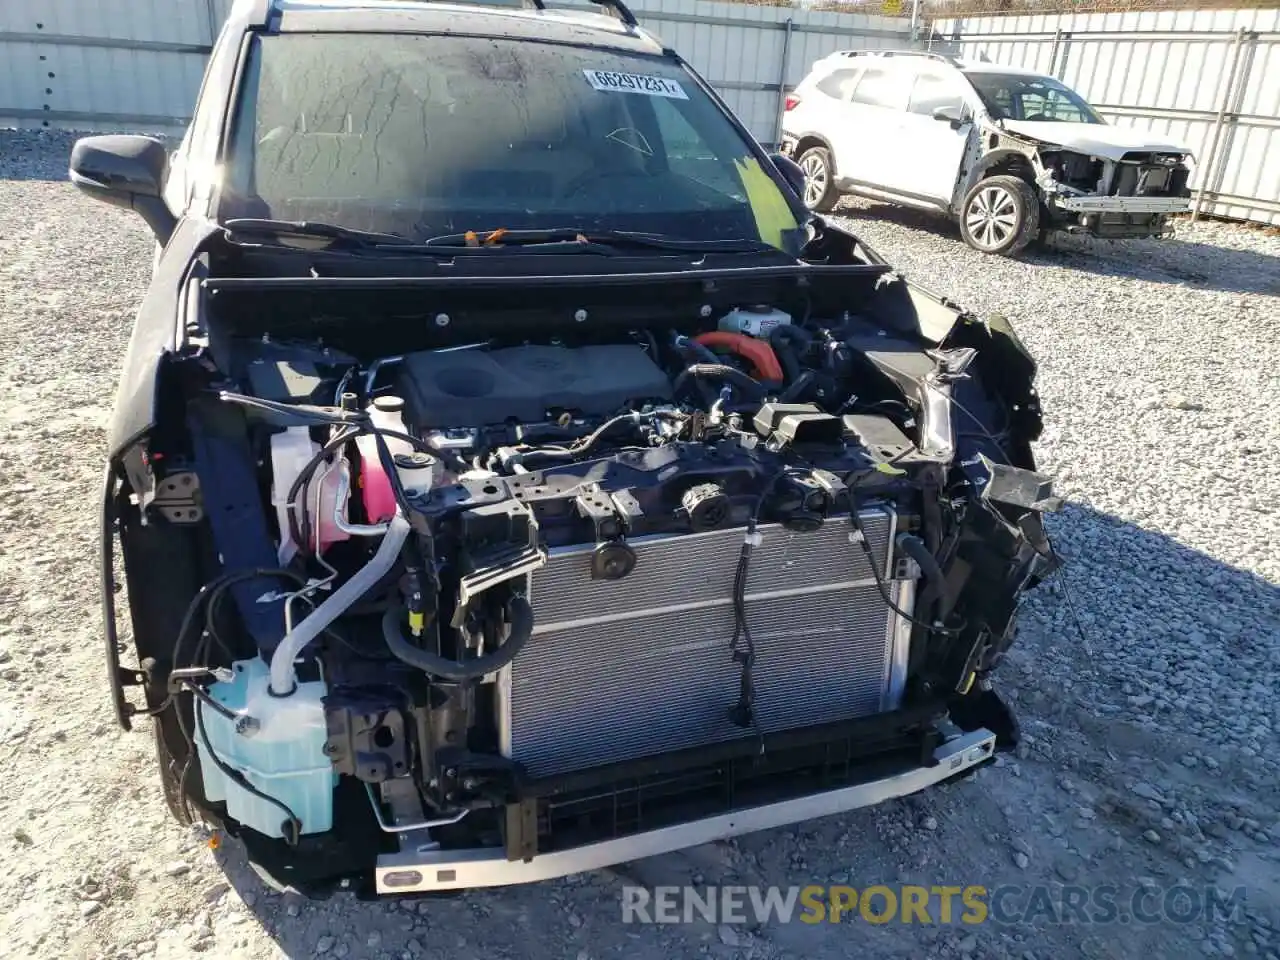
xmin=0 ymin=0 xmax=914 ymax=144
xmin=931 ymin=8 xmax=1280 ymax=225
xmin=0 ymin=0 xmax=216 ymax=131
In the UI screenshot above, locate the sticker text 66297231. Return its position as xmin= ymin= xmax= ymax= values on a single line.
xmin=583 ymin=69 xmax=689 ymax=100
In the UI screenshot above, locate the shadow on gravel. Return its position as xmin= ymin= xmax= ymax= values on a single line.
xmin=185 ymin=501 xmax=1278 ymax=959
xmin=839 ymin=201 xmax=1280 ymax=297
xmin=1038 ymin=235 xmax=1280 ymax=297
xmin=0 ymin=130 xmax=81 ymax=182
xmin=1030 ymin=502 xmax=1280 ymax=698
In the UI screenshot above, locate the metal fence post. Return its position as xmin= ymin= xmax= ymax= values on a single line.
xmin=1203 ymin=30 xmax=1260 ymax=222
xmin=1192 ymin=28 xmax=1248 ymax=222
xmin=1055 ymin=31 xmax=1072 ymax=80
xmin=773 ymin=17 xmax=794 ymax=149
xmin=204 ymin=0 xmax=221 ymax=47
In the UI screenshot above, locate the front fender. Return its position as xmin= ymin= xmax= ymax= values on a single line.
xmin=107 ymin=217 xmax=220 ymax=464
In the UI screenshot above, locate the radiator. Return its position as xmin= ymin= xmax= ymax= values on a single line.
xmin=498 ymin=507 xmax=914 ymax=779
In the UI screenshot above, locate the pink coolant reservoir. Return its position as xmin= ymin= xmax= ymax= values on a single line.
xmin=355 ymin=396 xmax=414 ymax=522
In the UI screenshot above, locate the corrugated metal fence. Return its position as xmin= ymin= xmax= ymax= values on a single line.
xmin=6 ymin=1 xmax=1276 ymax=225
xmin=930 ymin=9 xmax=1280 ymax=225
xmin=0 ymin=0 xmax=912 ymax=146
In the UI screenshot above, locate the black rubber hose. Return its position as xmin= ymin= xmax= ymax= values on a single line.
xmin=515 ymin=411 xmax=681 ymax=467
xmin=896 ymin=533 xmax=951 ymax=609
xmin=771 ymin=325 xmax=814 ymax=348
xmin=768 ymin=325 xmax=813 ymax=386
xmin=566 ymin=413 xmax=642 ymax=453
xmin=671 ymin=332 xmax=721 ymax=366
xmin=671 ymin=363 xmax=766 ymax=403
xmin=381 ymin=598 xmax=534 ymax=680
xmin=770 ymin=338 xmax=800 ymax=387
xmin=779 ymin=370 xmax=815 ymax=403
xmin=849 ymin=512 xmax=962 ymax=638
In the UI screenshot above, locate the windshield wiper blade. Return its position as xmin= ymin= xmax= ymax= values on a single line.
xmin=420 ymin=228 xmax=778 ymax=254
xmin=223 ymin=218 xmax=415 ymax=248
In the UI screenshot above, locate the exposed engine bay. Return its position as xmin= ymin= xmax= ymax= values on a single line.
xmin=104 ymin=222 xmax=1059 ymax=895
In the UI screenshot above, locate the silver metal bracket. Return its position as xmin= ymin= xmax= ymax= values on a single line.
xmin=452 ymin=544 xmax=548 ymax=627
xmin=369 ymin=780 xmax=469 ymax=858
xmin=154 ymin=471 xmax=204 ymax=523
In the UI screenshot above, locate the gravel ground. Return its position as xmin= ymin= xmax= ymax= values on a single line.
xmin=1 ymin=129 xmax=1278 ymax=960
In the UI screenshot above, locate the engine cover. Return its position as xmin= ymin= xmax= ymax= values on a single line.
xmin=498 ymin=508 xmax=914 ymax=778
xmin=397 ymin=344 xmax=672 ymax=427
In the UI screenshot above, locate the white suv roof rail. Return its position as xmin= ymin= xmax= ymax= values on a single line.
xmin=829 ymin=48 xmax=960 ymax=68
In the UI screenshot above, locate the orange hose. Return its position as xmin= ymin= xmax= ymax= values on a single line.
xmin=692 ymin=331 xmax=784 ymax=383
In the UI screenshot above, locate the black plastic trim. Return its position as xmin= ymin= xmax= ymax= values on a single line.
xmin=101 ymin=465 xmax=134 ymax=731
xmin=514 ymin=701 xmax=948 ymax=799
xmin=202 ymin=261 xmax=889 ymax=293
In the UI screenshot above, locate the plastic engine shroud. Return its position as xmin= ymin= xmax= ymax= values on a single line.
xmin=396 ymin=343 xmax=673 ymax=427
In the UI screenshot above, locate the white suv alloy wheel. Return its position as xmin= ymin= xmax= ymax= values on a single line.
xmin=799 ymin=151 xmax=829 ymax=209
xmin=965 ymin=184 xmax=1019 ymax=251
xmin=959 ymin=175 xmax=1040 ymax=256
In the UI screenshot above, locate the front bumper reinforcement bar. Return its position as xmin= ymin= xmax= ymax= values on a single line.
xmin=374 ymin=727 xmax=996 ymax=893
xmin=1056 ymin=195 xmax=1190 ymax=214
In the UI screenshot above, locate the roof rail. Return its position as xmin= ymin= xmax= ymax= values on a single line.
xmin=252 ymin=0 xmax=638 ymax=27
xmin=524 ymin=0 xmax=637 ymax=25
xmin=833 ymin=49 xmax=959 ymax=67
xmin=589 ymin=0 xmax=639 ymax=26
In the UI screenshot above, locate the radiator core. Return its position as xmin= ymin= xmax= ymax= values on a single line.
xmin=499 ymin=508 xmax=914 ymax=779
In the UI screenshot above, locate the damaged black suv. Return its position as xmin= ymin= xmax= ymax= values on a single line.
xmin=75 ymin=0 xmax=1057 ymax=897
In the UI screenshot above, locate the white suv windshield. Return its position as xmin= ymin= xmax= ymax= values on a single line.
xmin=219 ymin=33 xmax=798 ymax=246
xmin=966 ymin=73 xmax=1103 ymax=125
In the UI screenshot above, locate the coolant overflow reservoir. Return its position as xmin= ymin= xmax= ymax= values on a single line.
xmin=356 ymin=395 xmax=416 ymax=522
xmin=719 ymin=305 xmax=791 ymax=339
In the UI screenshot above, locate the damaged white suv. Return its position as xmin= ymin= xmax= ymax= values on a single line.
xmin=781 ymin=50 xmax=1194 ymax=255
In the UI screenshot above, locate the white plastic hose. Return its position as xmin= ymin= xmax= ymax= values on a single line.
xmin=333 ymin=460 xmax=390 ymax=536
xmin=268 ymin=510 xmax=412 ymax=695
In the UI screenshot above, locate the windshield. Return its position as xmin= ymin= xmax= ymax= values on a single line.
xmin=218 ymin=33 xmax=800 ymax=248
xmin=966 ymin=72 xmax=1104 ymax=125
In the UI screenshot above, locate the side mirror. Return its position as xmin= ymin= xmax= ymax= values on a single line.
xmin=769 ymin=152 xmax=807 ymax=199
xmin=69 ymin=135 xmax=177 ymax=245
xmin=931 ymin=104 xmax=968 ymax=130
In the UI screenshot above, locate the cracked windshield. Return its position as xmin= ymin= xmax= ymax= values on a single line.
xmin=219 ymin=33 xmax=798 ymax=245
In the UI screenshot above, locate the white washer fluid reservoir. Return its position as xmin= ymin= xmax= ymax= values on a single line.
xmin=196 ymin=657 xmax=335 ymax=840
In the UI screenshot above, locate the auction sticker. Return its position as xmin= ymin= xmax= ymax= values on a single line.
xmin=584 ymin=69 xmax=689 ymax=99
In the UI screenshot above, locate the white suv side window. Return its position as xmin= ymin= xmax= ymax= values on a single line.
xmin=907 ymin=71 xmax=967 ymax=117
xmin=849 ymin=66 xmax=908 ymax=111
xmin=1020 ymin=87 xmax=1090 ymax=122
xmin=815 ymin=67 xmax=862 ymax=101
